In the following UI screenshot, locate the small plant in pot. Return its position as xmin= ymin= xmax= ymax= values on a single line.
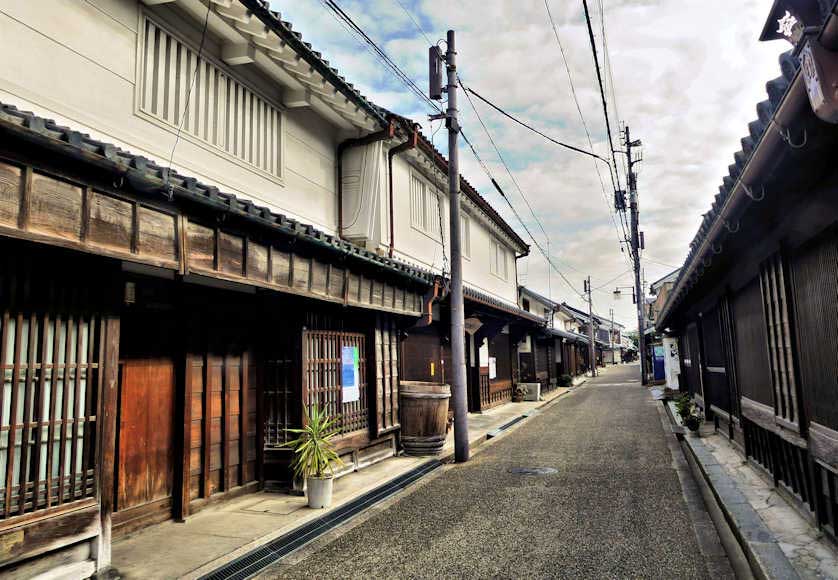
xmin=675 ymin=393 xmax=703 ymax=432
xmin=284 ymin=405 xmax=344 ymax=509
xmin=558 ymin=374 xmax=573 ymax=388
xmin=512 ymin=384 xmax=528 ymax=403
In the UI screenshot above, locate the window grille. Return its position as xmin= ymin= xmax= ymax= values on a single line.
xmin=139 ymin=16 xmax=283 ymax=179
xmin=461 ymin=214 xmax=470 ymax=258
xmin=490 ymin=238 xmax=509 ymax=280
xmin=409 ymin=174 xmax=442 ymax=238
xmin=759 ymin=253 xmax=799 ymax=426
xmin=0 ymin=312 xmax=100 ymax=519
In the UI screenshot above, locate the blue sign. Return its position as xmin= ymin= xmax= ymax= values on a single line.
xmin=341 ymin=345 xmax=360 ymax=403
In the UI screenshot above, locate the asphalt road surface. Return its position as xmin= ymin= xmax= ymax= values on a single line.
xmin=264 ymin=364 xmax=729 ymax=579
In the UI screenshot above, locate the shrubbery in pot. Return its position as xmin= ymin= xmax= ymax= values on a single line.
xmin=284 ymin=405 xmax=344 ymax=509
xmin=675 ymin=393 xmax=703 ymax=432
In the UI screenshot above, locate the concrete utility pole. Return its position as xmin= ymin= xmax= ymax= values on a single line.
xmin=442 ymin=30 xmax=469 ymax=462
xmin=585 ymin=276 xmax=596 ymax=377
xmin=625 ymin=126 xmax=647 ymax=384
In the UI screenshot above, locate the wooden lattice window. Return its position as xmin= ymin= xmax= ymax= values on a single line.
xmin=302 ymin=331 xmax=368 ymax=436
xmin=0 ymin=311 xmax=101 ymax=519
xmin=760 ymin=253 xmax=799 ymax=427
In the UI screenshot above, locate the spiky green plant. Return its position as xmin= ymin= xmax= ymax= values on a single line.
xmin=284 ymin=405 xmax=344 ymax=479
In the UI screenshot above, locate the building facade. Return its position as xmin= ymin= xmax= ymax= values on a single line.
xmin=658 ymin=0 xmax=838 ymax=542
xmin=0 ymin=0 xmax=539 ymax=576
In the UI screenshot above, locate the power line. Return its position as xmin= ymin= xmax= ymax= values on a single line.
xmin=392 ymin=0 xmax=434 ymax=46
xmin=542 ymin=0 xmax=632 ymax=270
xmin=459 ymin=130 xmax=586 ymax=301
xmin=461 ymin=87 xmax=610 ymax=164
xmin=458 ymin=75 xmax=548 ymax=243
xmin=320 ymin=0 xmax=443 ymax=116
xmin=582 ymin=0 xmax=621 ymax=193
xmin=593 ymin=268 xmax=632 ymax=291
xmin=164 ymin=1 xmax=211 ymax=199
xmin=583 ymin=0 xmax=634 ymax=273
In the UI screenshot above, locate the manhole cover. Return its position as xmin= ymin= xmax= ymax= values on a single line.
xmin=508 ymin=467 xmax=557 ymax=475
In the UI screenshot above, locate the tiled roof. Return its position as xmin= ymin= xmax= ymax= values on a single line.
xmin=661 ymin=43 xmax=806 ymax=320
xmin=0 ymin=102 xmax=434 ymax=287
xmin=238 ymin=4 xmax=529 ymax=256
xmin=548 ymin=327 xmax=588 ymax=343
xmin=241 ymin=0 xmax=387 ymax=128
xmin=464 ymin=286 xmax=545 ymax=324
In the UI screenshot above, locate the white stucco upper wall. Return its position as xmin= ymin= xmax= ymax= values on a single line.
xmin=390 ymin=153 xmax=520 ymax=306
xmin=0 ymin=0 xmax=345 ymax=234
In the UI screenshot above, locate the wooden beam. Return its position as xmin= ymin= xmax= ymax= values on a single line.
xmin=222 ymin=43 xmax=256 ymax=66
xmin=283 ymin=88 xmax=311 ymax=109
xmin=95 ymin=316 xmax=120 ymax=571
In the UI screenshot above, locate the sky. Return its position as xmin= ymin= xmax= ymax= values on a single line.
xmin=273 ymin=0 xmax=785 ymax=328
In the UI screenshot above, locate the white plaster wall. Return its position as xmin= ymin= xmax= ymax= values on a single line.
xmin=390 ymin=154 xmax=520 ymax=306
xmin=0 ymin=0 xmax=341 ymax=233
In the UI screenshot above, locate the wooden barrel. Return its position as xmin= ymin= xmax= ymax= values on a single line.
xmin=399 ymin=382 xmax=451 ymax=456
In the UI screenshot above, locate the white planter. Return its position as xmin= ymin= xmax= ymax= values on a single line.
xmin=306 ymin=476 xmax=334 ymax=509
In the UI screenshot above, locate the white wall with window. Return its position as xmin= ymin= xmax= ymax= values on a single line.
xmin=391 ymin=153 xmax=520 ymax=306
xmin=0 ymin=0 xmax=352 ymax=235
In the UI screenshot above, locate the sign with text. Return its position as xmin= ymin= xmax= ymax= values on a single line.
xmin=488 ymin=357 xmax=497 ymax=379
xmin=341 ymin=345 xmax=360 ymax=403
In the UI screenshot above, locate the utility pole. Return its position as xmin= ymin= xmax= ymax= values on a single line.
xmin=430 ymin=30 xmax=469 ymax=462
xmin=584 ymin=276 xmax=596 ymax=377
xmin=547 ymin=239 xmax=552 ymax=306
xmin=609 ymin=307 xmax=615 ymax=364
xmin=625 ymin=126 xmax=647 ymax=384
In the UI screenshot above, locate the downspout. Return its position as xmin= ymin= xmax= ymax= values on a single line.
xmin=336 ymin=119 xmax=395 ymax=238
xmin=387 ymin=123 xmax=419 ymax=258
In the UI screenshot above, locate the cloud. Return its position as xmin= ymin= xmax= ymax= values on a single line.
xmin=273 ymin=0 xmax=782 ymax=327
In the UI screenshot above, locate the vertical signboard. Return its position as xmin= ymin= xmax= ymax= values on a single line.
xmin=342 ymin=345 xmax=360 ymax=403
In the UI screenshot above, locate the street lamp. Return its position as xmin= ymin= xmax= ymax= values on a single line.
xmin=613 ymin=286 xmax=636 ymax=304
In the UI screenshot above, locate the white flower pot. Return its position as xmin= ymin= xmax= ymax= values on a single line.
xmin=306 ymin=476 xmax=334 ymax=509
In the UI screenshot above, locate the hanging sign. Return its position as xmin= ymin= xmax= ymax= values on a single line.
xmin=341 ymin=345 xmax=360 ymax=403
xmin=488 ymin=357 xmax=497 ymax=379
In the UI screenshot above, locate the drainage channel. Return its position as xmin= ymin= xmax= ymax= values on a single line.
xmin=486 ymin=415 xmax=527 ymax=438
xmin=200 ymin=459 xmax=442 ymax=580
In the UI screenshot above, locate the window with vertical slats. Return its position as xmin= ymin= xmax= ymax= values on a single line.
xmin=409 ymin=174 xmax=442 ymax=239
xmin=301 ymin=330 xmax=368 ymax=436
xmin=138 ymin=16 xmax=283 ymax=180
xmin=760 ymin=253 xmax=799 ymax=427
xmin=0 ymin=311 xmax=100 ymax=519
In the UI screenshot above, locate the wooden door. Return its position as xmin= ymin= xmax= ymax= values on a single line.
xmin=116 ymin=358 xmax=176 ymax=513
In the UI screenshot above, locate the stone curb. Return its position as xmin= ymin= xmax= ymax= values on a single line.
xmin=675 ymin=416 xmax=800 ymax=580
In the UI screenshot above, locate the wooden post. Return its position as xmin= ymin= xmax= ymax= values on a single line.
xmin=95 ymin=315 xmax=120 ymax=571
xmin=179 ymin=354 xmax=195 ymax=521
xmin=239 ymin=352 xmax=248 ymax=487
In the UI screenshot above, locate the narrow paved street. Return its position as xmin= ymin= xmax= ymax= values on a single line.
xmin=264 ymin=365 xmax=729 ymax=579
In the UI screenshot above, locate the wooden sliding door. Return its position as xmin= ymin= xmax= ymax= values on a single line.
xmin=115 ymin=358 xmax=176 ymax=515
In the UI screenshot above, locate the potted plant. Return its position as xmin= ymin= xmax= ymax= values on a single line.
xmin=675 ymin=394 xmax=703 ymax=432
xmin=512 ymin=383 xmax=528 ymax=403
xmin=284 ymin=405 xmax=344 ymax=509
xmin=558 ymin=374 xmax=573 ymax=388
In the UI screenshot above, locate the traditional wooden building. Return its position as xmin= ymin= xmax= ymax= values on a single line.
xmin=0 ymin=0 xmax=541 ymax=574
xmin=657 ymin=0 xmax=838 ymax=540
xmin=0 ymin=101 xmax=432 ymax=576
